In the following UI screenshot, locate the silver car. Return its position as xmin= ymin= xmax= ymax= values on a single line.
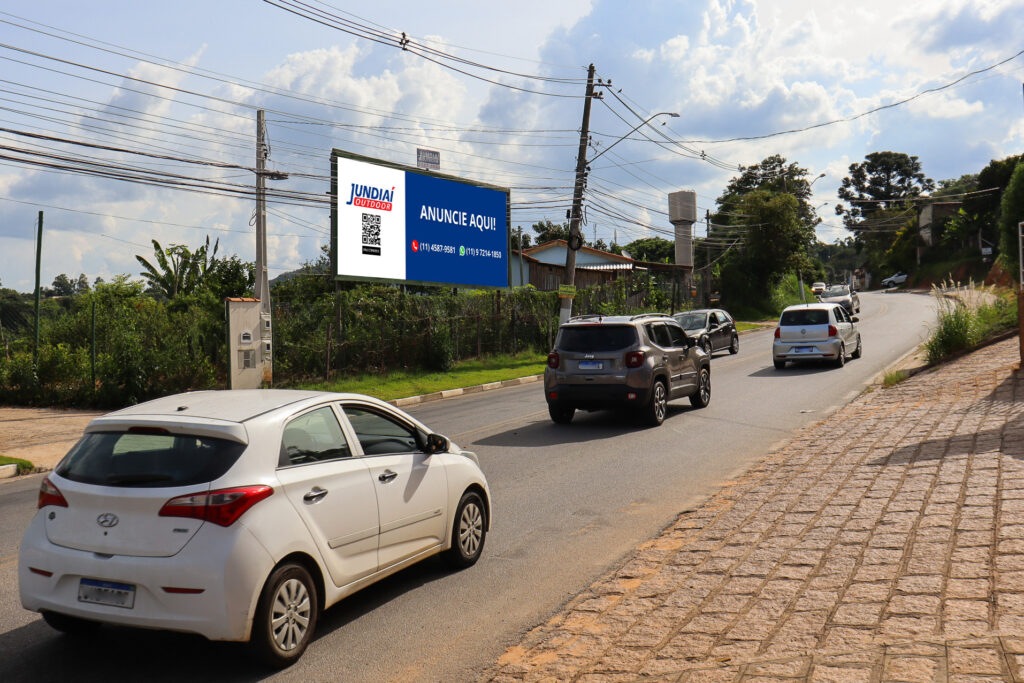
xmin=772 ymin=303 xmax=862 ymax=369
xmin=818 ymin=284 xmax=860 ymax=314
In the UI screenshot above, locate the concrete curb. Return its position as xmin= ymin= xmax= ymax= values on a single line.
xmin=388 ymin=374 xmax=542 ymax=408
xmin=0 ymin=463 xmax=17 ymax=479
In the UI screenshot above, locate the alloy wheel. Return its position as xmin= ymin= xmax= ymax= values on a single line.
xmin=458 ymin=500 xmax=484 ymax=557
xmin=270 ymin=578 xmax=311 ymax=652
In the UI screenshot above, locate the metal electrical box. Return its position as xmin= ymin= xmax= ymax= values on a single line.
xmin=226 ymin=298 xmax=265 ymax=389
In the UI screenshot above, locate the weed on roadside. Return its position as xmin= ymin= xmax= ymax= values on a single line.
xmin=883 ymin=370 xmax=909 ymax=387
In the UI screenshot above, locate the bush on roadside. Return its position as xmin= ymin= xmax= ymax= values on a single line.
xmin=925 ymin=281 xmax=1018 ymax=364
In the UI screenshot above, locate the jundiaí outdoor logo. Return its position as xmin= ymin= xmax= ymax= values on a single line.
xmin=346 ymin=183 xmax=395 ymax=211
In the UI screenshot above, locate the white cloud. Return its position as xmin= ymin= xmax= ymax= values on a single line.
xmin=632 ymin=48 xmax=655 ymax=63
xmin=660 ymin=36 xmax=690 ymax=62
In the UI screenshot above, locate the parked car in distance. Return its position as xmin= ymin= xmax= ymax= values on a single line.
xmin=672 ymin=308 xmax=740 ymax=356
xmin=881 ymin=271 xmax=909 ymax=288
xmin=772 ymin=303 xmax=862 ymax=369
xmin=19 ymin=390 xmax=490 ymax=668
xmin=818 ymin=284 xmax=860 ymax=314
xmin=544 ymin=312 xmax=711 ymax=427
xmin=810 ymin=282 xmax=827 ymax=295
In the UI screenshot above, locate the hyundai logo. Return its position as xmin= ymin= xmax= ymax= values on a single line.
xmin=96 ymin=513 xmax=119 ymax=528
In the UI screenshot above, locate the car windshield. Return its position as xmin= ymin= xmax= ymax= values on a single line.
xmin=674 ymin=312 xmax=708 ymax=331
xmin=56 ymin=431 xmax=247 ymax=488
xmin=822 ymin=286 xmax=849 ymax=297
xmin=558 ymin=325 xmax=638 ymax=351
xmin=780 ymin=309 xmax=830 ymax=326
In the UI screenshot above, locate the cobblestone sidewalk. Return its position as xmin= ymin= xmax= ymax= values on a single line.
xmin=487 ymin=337 xmax=1024 ymax=682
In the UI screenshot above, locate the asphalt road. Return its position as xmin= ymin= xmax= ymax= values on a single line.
xmin=0 ymin=291 xmax=935 ymax=682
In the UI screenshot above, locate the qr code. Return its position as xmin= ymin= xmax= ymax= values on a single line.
xmin=361 ymin=213 xmax=381 ymax=245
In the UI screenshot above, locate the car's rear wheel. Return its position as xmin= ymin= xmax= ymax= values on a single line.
xmin=773 ymin=359 xmax=786 ymax=370
xmin=548 ymin=403 xmax=574 ymax=424
xmin=645 ymin=380 xmax=668 ymax=426
xmin=689 ymin=367 xmax=711 ymax=408
xmin=444 ymin=491 xmax=487 ymax=569
xmin=41 ymin=610 xmax=101 ymax=635
xmin=852 ymin=335 xmax=862 ymax=359
xmin=251 ymin=563 xmax=319 ymax=669
xmin=834 ymin=343 xmax=846 ymax=368
xmin=729 ymin=334 xmax=739 ymax=354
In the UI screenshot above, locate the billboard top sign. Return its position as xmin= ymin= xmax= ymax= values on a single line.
xmin=416 ymin=148 xmax=440 ymax=171
xmin=331 ymin=150 xmax=510 ymax=289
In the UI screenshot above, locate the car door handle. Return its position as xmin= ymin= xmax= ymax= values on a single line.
xmin=303 ymin=487 xmax=328 ymax=503
xmin=378 ymin=470 xmax=398 ymax=483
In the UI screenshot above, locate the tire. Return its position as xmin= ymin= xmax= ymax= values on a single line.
xmin=729 ymin=334 xmax=739 ymax=355
xmin=548 ymin=403 xmax=574 ymax=424
xmin=41 ymin=611 xmax=101 ymax=635
xmin=834 ymin=343 xmax=846 ymax=368
xmin=644 ymin=380 xmax=668 ymax=426
xmin=689 ymin=367 xmax=711 ymax=408
xmin=251 ymin=563 xmax=319 ymax=669
xmin=852 ymin=335 xmax=862 ymax=359
xmin=773 ymin=359 xmax=786 ymax=370
xmin=444 ymin=491 xmax=487 ymax=569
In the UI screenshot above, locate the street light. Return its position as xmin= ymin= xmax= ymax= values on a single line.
xmin=810 ymin=172 xmax=826 ymax=186
xmin=587 ymin=112 xmax=680 ymax=164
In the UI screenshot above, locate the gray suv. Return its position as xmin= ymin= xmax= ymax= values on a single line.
xmin=544 ymin=313 xmax=711 ymax=426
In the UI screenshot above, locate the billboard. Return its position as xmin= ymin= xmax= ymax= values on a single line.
xmin=331 ymin=150 xmax=510 ymax=288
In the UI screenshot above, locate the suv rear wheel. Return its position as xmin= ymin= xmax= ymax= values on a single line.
xmin=644 ymin=380 xmax=668 ymax=426
xmin=548 ymin=404 xmax=575 ymax=424
xmin=689 ymin=367 xmax=711 ymax=408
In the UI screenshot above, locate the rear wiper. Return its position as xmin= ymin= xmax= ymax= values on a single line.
xmin=105 ymin=474 xmax=174 ymax=485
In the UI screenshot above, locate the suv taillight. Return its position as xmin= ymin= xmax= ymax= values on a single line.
xmin=547 ymin=352 xmax=560 ymax=369
xmin=624 ymin=351 xmax=645 ymax=368
xmin=828 ymin=324 xmax=838 ymax=337
xmin=38 ymin=477 xmax=68 ymax=509
xmin=774 ymin=327 xmax=781 ymax=339
xmin=159 ymin=485 xmax=273 ymax=527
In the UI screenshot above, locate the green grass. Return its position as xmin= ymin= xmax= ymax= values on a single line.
xmin=883 ymin=370 xmax=909 ymax=387
xmin=735 ymin=321 xmax=764 ymax=332
xmin=295 ymin=352 xmax=547 ymax=402
xmin=0 ymin=454 xmax=35 ymax=474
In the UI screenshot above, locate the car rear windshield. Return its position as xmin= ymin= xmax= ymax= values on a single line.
xmin=558 ymin=325 xmax=638 ymax=351
xmin=56 ymin=431 xmax=247 ymax=488
xmin=823 ymin=286 xmax=849 ymax=297
xmin=780 ymin=309 xmax=829 ymax=326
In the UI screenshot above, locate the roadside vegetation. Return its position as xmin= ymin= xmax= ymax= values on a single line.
xmin=0 ymin=454 xmax=35 ymax=474
xmin=924 ymin=281 xmax=1018 ymax=364
xmin=297 ymin=352 xmax=546 ymax=401
xmin=883 ymin=370 xmax=910 ymax=387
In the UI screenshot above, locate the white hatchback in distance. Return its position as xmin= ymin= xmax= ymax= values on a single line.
xmin=772 ymin=303 xmax=862 ymax=369
xmin=19 ymin=390 xmax=490 ymax=668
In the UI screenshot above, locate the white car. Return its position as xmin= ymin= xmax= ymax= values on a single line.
xmin=772 ymin=303 xmax=862 ymax=369
xmin=881 ymin=271 xmax=908 ymax=288
xmin=19 ymin=390 xmax=490 ymax=668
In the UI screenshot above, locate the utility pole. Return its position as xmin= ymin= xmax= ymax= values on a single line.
xmin=517 ymin=226 xmax=524 ymax=287
xmin=559 ymin=63 xmax=596 ymax=325
xmin=255 ymin=110 xmax=269 ymax=316
xmin=33 ymin=211 xmax=42 ymax=374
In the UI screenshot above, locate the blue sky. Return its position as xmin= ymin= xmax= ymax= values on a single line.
xmin=0 ymin=0 xmax=1022 ymax=291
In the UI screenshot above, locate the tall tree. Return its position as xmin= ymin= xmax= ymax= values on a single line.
xmin=713 ymin=154 xmax=821 ymax=232
xmin=50 ymin=273 xmax=75 ymax=297
xmin=531 ymin=219 xmax=571 ymax=244
xmin=835 ymin=151 xmax=935 ymax=226
xmin=997 ymin=160 xmax=1024 ymax=282
xmin=623 ymin=237 xmax=674 ymax=262
xmin=136 ymin=237 xmax=219 ymax=299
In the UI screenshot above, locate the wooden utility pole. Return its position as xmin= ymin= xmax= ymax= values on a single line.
xmin=559 ymin=63 xmax=596 ymax=325
xmin=33 ymin=211 xmax=42 ymax=374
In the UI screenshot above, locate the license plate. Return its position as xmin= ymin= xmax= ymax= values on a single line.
xmin=578 ymin=360 xmax=603 ymax=370
xmin=795 ymin=346 xmax=814 ymax=353
xmin=78 ymin=578 xmax=136 ymax=609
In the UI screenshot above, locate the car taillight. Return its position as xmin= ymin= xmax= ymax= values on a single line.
xmin=774 ymin=327 xmax=781 ymax=339
xmin=38 ymin=477 xmax=68 ymax=509
xmin=828 ymin=324 xmax=838 ymax=337
xmin=159 ymin=485 xmax=273 ymax=527
xmin=624 ymin=351 xmax=645 ymax=368
xmin=547 ymin=352 xmax=560 ymax=369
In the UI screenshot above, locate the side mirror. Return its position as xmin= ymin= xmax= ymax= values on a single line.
xmin=424 ymin=433 xmax=449 ymax=455
xmin=851 ymin=316 xmax=859 ymax=323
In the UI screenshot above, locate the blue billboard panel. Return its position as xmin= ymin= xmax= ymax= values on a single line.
xmin=404 ymin=173 xmax=508 ymax=288
xmin=333 ymin=153 xmax=509 ymax=289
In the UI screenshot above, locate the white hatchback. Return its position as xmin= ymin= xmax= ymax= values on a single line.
xmin=772 ymin=303 xmax=862 ymax=369
xmin=19 ymin=390 xmax=490 ymax=668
